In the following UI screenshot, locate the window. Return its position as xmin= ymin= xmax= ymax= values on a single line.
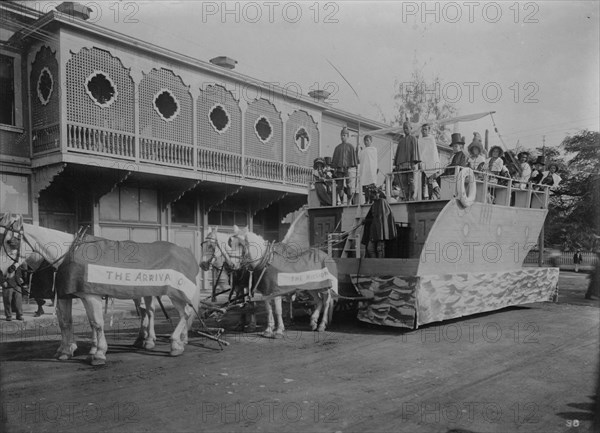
xmin=85 ymin=70 xmax=117 ymax=107
xmin=0 ymin=52 xmax=22 ymax=128
xmin=37 ymin=67 xmax=53 ymax=105
xmin=99 ymin=186 xmax=158 ymax=222
xmin=0 ymin=174 xmax=30 ymax=215
xmin=153 ymin=88 xmax=179 ymax=122
xmin=171 ymin=194 xmax=196 ymax=224
xmin=207 ymin=209 xmax=247 ymax=227
xmin=254 ymin=116 xmax=272 ymax=143
xmin=209 ymin=104 xmax=230 ymax=133
xmin=0 ymin=54 xmax=15 ymax=125
xmin=295 ymin=127 xmax=310 ymax=152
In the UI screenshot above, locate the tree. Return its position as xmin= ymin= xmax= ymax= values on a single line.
xmin=544 ymin=130 xmax=600 ymax=250
xmin=388 ymin=58 xmax=458 ymax=143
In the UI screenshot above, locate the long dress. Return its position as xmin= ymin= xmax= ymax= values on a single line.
xmin=358 ymin=146 xmax=378 ymax=187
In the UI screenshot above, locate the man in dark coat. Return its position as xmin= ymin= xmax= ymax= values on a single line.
xmin=393 ymin=121 xmax=420 ymax=200
xmin=361 ymin=192 xmax=397 ymax=258
xmin=331 ymin=127 xmax=358 ymax=205
xmin=442 ymin=133 xmax=468 ymax=176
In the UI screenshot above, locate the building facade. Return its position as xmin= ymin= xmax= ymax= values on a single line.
xmin=0 ymin=3 xmax=401 ymax=267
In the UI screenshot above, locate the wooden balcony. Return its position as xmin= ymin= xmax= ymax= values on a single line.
xmin=37 ymin=121 xmax=312 ymax=189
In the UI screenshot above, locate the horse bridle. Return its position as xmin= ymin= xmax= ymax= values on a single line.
xmin=200 ymin=236 xmax=239 ymax=271
xmin=227 ymin=234 xmax=272 ymax=271
xmin=0 ymin=220 xmax=24 ymax=270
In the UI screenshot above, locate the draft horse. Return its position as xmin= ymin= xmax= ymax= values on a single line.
xmin=0 ymin=213 xmax=202 ymax=365
xmin=219 ymin=225 xmax=336 ymax=338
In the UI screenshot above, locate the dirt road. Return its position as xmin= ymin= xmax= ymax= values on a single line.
xmin=1 ymin=272 xmax=598 ymax=433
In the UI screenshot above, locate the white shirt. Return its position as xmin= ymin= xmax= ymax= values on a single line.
xmin=516 ymin=162 xmax=532 ymax=183
xmin=540 ymin=172 xmax=562 ymax=189
xmin=418 ymin=135 xmax=441 ymax=175
xmin=358 ymin=146 xmax=378 ymax=187
xmin=485 ymin=157 xmax=504 ymax=173
xmin=468 ymin=154 xmax=486 ymax=171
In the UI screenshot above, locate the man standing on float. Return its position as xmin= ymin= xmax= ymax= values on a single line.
xmin=332 ymin=127 xmax=358 ymax=205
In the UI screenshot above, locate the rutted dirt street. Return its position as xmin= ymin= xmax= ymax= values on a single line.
xmin=1 ymin=272 xmax=599 ymax=433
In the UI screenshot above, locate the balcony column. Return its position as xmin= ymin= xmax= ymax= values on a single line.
xmin=239 ymin=99 xmax=248 ymax=177
xmin=130 ymin=68 xmax=143 ymax=163
xmin=191 ymin=88 xmax=199 ymax=171
xmin=58 ymin=43 xmax=67 ymax=153
xmin=279 ymin=104 xmax=294 ymax=184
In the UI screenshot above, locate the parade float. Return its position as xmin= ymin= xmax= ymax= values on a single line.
xmin=303 ymin=112 xmax=559 ymax=329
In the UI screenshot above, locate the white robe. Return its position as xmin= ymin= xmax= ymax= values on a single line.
xmin=418 ymin=135 xmax=441 ymax=175
xmin=358 ymin=146 xmax=378 ymax=187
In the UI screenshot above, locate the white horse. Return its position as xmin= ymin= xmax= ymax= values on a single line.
xmin=225 ymin=225 xmax=336 ymax=338
xmin=0 ymin=213 xmax=201 ymax=365
xmin=199 ymin=228 xmax=257 ymax=329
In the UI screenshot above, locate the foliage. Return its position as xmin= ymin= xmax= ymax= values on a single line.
xmin=544 ymin=130 xmax=600 ymax=251
xmin=389 ymin=58 xmax=457 ymax=143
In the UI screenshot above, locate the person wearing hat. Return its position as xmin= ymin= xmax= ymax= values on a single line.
xmin=485 ymin=145 xmax=505 ymax=178
xmin=441 ymin=133 xmax=468 ymax=176
xmin=1 ymin=264 xmax=24 ymax=321
xmin=331 ymin=127 xmax=358 ymax=205
xmin=467 ymin=132 xmax=486 ymax=172
xmin=419 ymin=123 xmax=442 ymax=199
xmin=540 ymin=162 xmax=561 ymax=190
xmin=393 ymin=121 xmax=421 ymax=200
xmin=358 ymin=135 xmax=379 ymax=204
xmin=514 ymin=151 xmax=532 ymax=187
xmin=313 ymin=157 xmax=333 ymax=206
xmin=530 ymin=155 xmax=546 ymax=185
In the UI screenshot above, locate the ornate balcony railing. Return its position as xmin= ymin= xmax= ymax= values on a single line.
xmin=32 ymin=122 xmax=60 ymax=154
xmin=67 ymin=122 xmax=135 ymax=159
xmin=245 ymin=156 xmax=283 ymax=182
xmin=197 ymin=147 xmax=242 ymax=175
xmin=286 ymin=163 xmax=312 ymax=186
xmin=140 ymin=137 xmax=194 ymax=168
xmin=62 ymin=122 xmax=312 ymax=188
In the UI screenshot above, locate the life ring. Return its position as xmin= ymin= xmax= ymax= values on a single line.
xmin=456 ymin=167 xmax=476 ymax=208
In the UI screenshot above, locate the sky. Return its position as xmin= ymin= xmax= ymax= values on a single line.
xmin=22 ymin=1 xmax=600 ymax=152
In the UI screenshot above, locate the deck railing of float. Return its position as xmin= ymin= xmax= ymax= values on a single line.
xmin=308 ymin=167 xmax=551 ymax=209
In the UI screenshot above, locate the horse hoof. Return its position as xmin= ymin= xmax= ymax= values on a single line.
xmin=310 ymin=322 xmax=318 ymax=331
xmin=274 ymin=332 xmax=284 ymax=339
xmin=317 ymin=326 xmax=326 ymax=332
xmin=144 ymin=341 xmax=155 ymax=350
xmin=170 ymin=349 xmax=184 ymax=357
xmin=262 ymin=331 xmax=275 ymax=339
xmin=91 ymin=358 xmax=106 ymax=366
xmin=56 ymin=353 xmax=71 ymax=361
xmin=133 ymin=338 xmax=144 ymax=349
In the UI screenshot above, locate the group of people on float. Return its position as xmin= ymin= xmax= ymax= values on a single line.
xmin=312 ymin=123 xmax=561 ymax=207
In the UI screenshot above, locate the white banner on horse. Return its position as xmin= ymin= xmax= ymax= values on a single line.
xmin=87 ymin=264 xmax=197 ymax=300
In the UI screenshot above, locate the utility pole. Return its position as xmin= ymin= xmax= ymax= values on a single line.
xmin=538 ymin=136 xmax=546 ymax=267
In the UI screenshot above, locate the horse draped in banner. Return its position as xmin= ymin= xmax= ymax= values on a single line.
xmin=0 ymin=213 xmax=202 ymax=366
xmin=223 ymin=225 xmax=337 ymax=338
